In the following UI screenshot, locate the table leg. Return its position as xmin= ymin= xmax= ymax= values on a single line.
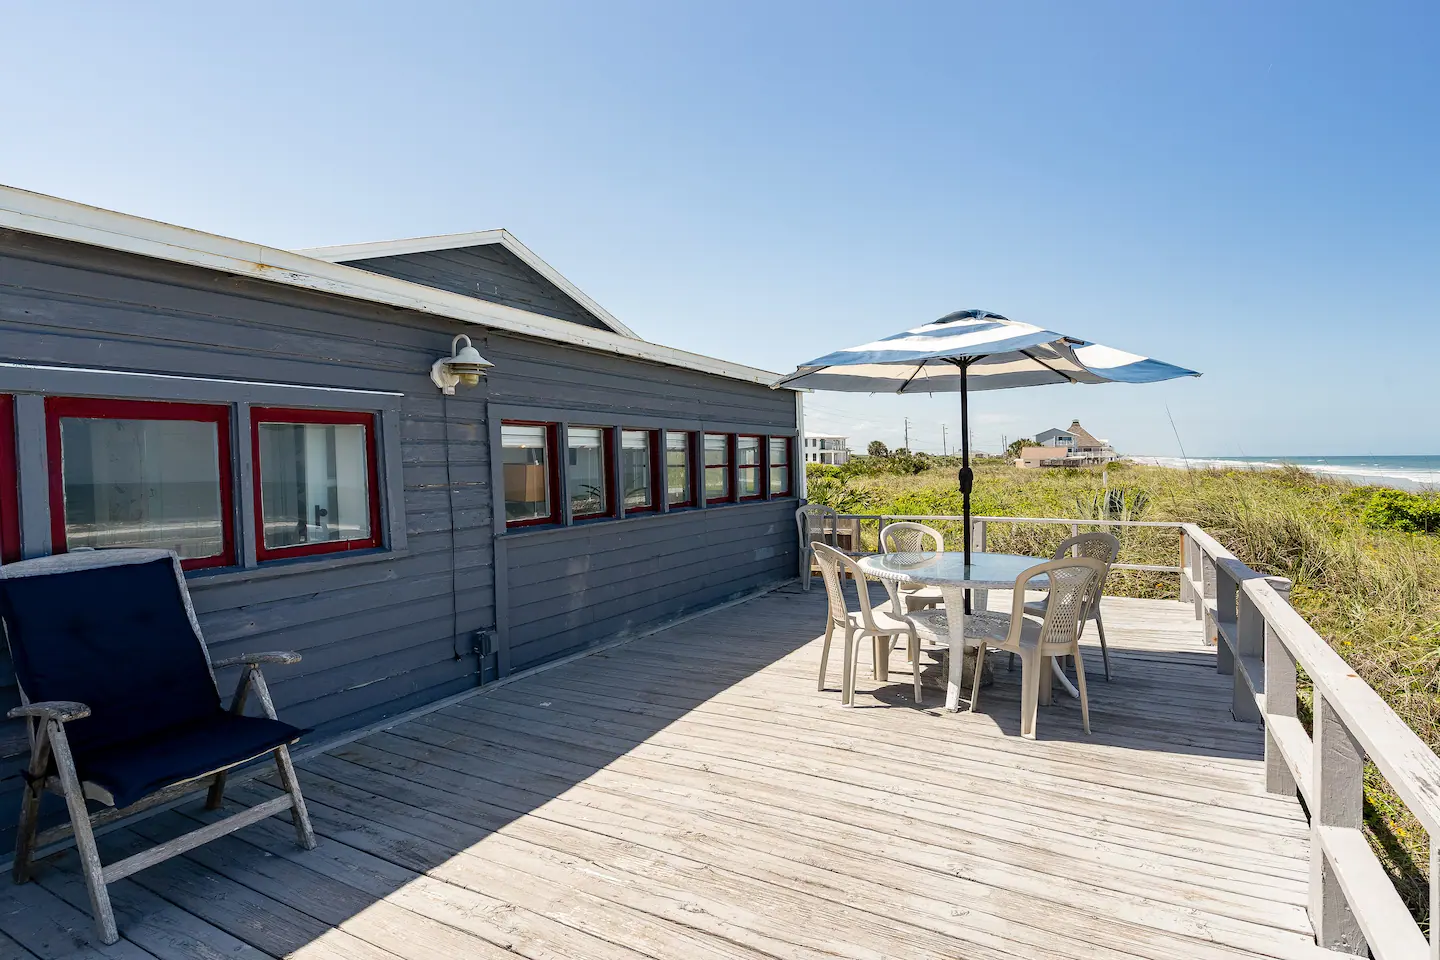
xmin=943 ymin=586 xmax=967 ymax=712
xmin=1051 ymin=658 xmax=1080 ymax=699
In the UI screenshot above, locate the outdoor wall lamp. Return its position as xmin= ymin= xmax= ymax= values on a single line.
xmin=430 ymin=334 xmax=493 ymax=394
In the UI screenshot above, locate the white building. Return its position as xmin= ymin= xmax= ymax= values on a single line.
xmin=803 ymin=433 xmax=850 ymax=465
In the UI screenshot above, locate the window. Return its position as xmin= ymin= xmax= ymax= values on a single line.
xmin=769 ymin=436 xmax=791 ymax=497
xmin=621 ymin=429 xmax=659 ymax=513
xmin=46 ymin=398 xmax=235 ymax=570
xmin=665 ymin=432 xmax=694 ymax=508
xmin=737 ymin=435 xmax=763 ymax=500
xmin=501 ymin=422 xmax=559 ymax=527
xmin=704 ymin=433 xmax=731 ymax=504
xmin=0 ymin=396 xmax=18 ymax=564
xmin=252 ymin=408 xmax=381 ymax=560
xmin=568 ymin=426 xmax=612 ymax=520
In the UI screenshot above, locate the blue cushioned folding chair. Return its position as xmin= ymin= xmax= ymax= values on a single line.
xmin=0 ymin=548 xmax=315 ymax=945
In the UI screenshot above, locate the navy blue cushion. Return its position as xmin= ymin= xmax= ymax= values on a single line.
xmin=0 ymin=557 xmax=220 ymax=755
xmin=72 ymin=711 xmax=303 ymax=809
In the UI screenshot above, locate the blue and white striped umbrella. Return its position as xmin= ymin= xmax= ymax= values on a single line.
xmin=773 ymin=309 xmax=1199 ymax=393
xmin=774 ymin=309 xmax=1199 ymax=571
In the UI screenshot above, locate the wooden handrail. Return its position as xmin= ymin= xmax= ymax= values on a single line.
xmin=1180 ymin=521 xmax=1440 ymax=958
xmin=821 ymin=509 xmax=1440 ymax=955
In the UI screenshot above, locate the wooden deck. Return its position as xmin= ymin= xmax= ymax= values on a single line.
xmin=0 ymin=584 xmax=1340 ymax=960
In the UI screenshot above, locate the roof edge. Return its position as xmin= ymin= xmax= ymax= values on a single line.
xmin=295 ymin=228 xmax=639 ymax=339
xmin=0 ymin=184 xmax=783 ymax=388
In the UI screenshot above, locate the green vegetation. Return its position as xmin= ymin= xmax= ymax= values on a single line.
xmin=806 ymin=456 xmax=1440 ymax=923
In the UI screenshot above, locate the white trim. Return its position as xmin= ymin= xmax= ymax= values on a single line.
xmin=794 ymin=390 xmax=808 ymax=500
xmin=0 ymin=184 xmax=785 ymax=388
xmin=0 ymin=361 xmax=404 ymax=396
xmin=297 ymin=228 xmax=640 ymax=339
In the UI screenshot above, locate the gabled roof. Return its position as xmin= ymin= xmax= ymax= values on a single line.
xmin=0 ymin=184 xmax=782 ymax=387
xmin=296 ymin=229 xmax=638 ymax=339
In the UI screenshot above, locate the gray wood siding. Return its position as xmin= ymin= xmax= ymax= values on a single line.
xmin=344 ymin=245 xmax=611 ymax=331
xmin=485 ymin=329 xmax=798 ymax=670
xmin=504 ymin=502 xmax=796 ymax=671
xmin=0 ymin=230 xmax=494 ymax=843
xmin=0 ymin=227 xmax=798 ymax=852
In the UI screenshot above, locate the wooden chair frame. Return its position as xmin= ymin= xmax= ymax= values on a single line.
xmin=2 ymin=552 xmax=315 ymax=946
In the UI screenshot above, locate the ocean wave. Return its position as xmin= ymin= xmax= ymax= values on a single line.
xmin=1127 ymin=457 xmax=1437 ymax=491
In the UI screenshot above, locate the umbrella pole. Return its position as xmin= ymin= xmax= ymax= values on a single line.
xmin=959 ymin=361 xmax=973 ymax=613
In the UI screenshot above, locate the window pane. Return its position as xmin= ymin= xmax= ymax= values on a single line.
xmin=666 ymin=433 xmax=691 ymax=505
xmin=568 ymin=427 xmax=608 ymax=517
xmin=769 ymin=466 xmax=788 ymax=493
xmin=501 ymin=424 xmax=551 ymax=523
xmin=737 ymin=436 xmax=760 ymax=466
xmin=621 ymin=430 xmax=652 ymax=509
xmin=737 ymin=468 xmax=760 ymax=498
xmin=769 ymin=437 xmax=788 ymax=464
xmin=705 ymin=465 xmax=729 ymax=500
xmin=704 ymin=434 xmax=728 ymax=466
xmin=60 ymin=417 xmax=225 ymax=559
xmin=258 ymin=422 xmax=371 ymax=550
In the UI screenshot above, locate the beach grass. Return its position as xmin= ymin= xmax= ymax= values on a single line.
xmin=806 ymin=458 xmax=1440 ymax=925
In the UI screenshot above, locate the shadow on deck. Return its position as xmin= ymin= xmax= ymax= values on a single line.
xmin=0 ymin=585 xmax=1333 ymax=960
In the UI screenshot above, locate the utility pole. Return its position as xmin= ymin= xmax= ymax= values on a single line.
xmin=903 ymin=417 xmax=910 ymax=453
xmin=941 ymin=424 xmax=948 ymax=456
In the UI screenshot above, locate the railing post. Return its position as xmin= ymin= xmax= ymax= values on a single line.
xmin=1189 ymin=536 xmax=1206 ymax=620
xmin=1178 ymin=530 xmax=1192 ymax=603
xmin=1213 ymin=562 xmax=1241 ymax=696
xmin=1232 ymin=571 xmax=1264 ymax=724
xmin=1263 ymin=591 xmax=1298 ymax=796
xmin=1431 ymin=844 xmax=1439 ymax=960
xmin=1310 ymin=692 xmax=1367 ymax=954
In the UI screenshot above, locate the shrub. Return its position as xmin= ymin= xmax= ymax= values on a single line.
xmin=1362 ymin=489 xmax=1440 ymax=535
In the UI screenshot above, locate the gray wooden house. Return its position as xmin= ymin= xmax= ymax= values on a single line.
xmin=0 ymin=185 xmax=803 ymax=842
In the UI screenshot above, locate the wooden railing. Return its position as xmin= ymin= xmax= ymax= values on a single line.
xmin=1182 ymin=523 xmax=1440 ymax=959
xmin=826 ymin=512 xmax=1440 ymax=957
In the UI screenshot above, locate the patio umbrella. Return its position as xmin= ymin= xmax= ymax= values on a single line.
xmin=773 ymin=309 xmax=1199 ymax=570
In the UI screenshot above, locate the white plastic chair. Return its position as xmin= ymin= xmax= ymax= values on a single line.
xmin=1023 ymin=531 xmax=1120 ymax=679
xmin=811 ymin=542 xmax=922 ymax=706
xmin=796 ymin=504 xmax=840 ymax=591
xmin=970 ymin=557 xmax=1107 ymax=738
xmin=878 ymin=521 xmax=945 ymax=614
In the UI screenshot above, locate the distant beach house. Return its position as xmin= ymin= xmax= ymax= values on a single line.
xmin=804 ymin=433 xmax=850 ymax=465
xmin=1018 ymin=419 xmax=1117 ymax=468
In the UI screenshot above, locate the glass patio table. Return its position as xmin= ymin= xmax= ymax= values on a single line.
xmin=857 ymin=551 xmax=1049 ymax=712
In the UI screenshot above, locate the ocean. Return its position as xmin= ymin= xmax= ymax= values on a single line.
xmin=1128 ymin=455 xmax=1440 ymax=492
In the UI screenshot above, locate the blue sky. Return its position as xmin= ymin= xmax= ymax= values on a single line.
xmin=1 ymin=2 xmax=1435 ymax=456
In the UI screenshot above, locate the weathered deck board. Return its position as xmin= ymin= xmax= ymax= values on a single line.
xmin=0 ymin=586 xmax=1340 ymax=959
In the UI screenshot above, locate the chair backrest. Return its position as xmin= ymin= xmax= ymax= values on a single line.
xmin=797 ymin=504 xmax=840 ymax=550
xmin=811 ymin=540 xmax=883 ymax=630
xmin=1007 ymin=557 xmax=1107 ymax=653
xmin=0 ymin=549 xmax=221 ymax=754
xmin=1052 ymin=531 xmax=1119 ymax=616
xmin=880 ymin=521 xmax=944 ymax=554
xmin=1052 ymin=531 xmax=1121 ymax=568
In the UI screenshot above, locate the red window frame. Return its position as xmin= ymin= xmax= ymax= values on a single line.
xmin=45 ymin=397 xmax=236 ymax=571
xmin=665 ymin=431 xmax=696 ymax=509
xmin=251 ymin=407 xmax=383 ymax=561
xmin=768 ymin=436 xmax=792 ymax=497
xmin=704 ymin=433 xmax=733 ymax=505
xmin=568 ymin=425 xmax=615 ymax=521
xmin=501 ymin=420 xmax=562 ymax=529
xmin=620 ymin=428 xmax=663 ymax=515
xmin=0 ymin=396 xmax=20 ymax=564
xmin=736 ymin=434 xmax=765 ymax=501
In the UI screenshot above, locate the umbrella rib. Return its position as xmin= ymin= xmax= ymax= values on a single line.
xmin=1018 ymin=347 xmax=1081 ymax=383
xmin=896 ymin=361 xmax=929 ymax=395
